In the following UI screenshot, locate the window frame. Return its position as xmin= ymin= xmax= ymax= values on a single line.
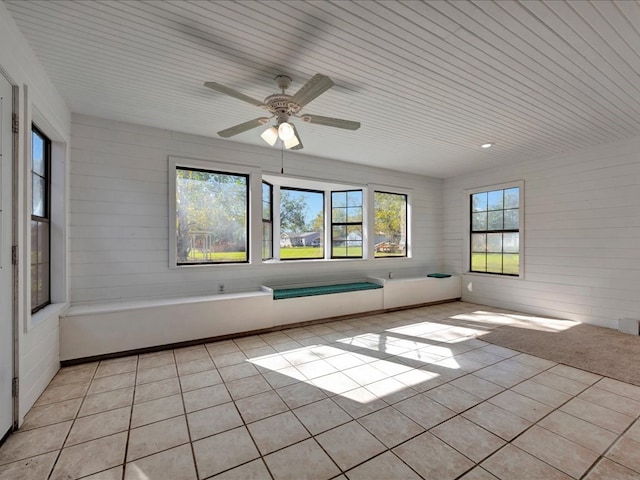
xmin=330 ymin=189 xmax=363 ymax=259
xmin=262 ymin=181 xmax=273 ymax=261
xmin=279 ymin=186 xmax=325 ymax=261
xmin=31 ymin=124 xmax=51 ymax=314
xmin=465 ymin=180 xmax=524 ymax=278
xmin=373 ymin=189 xmax=409 ymax=259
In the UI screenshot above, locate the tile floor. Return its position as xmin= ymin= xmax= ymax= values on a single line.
xmin=1 ymin=301 xmax=640 ymax=479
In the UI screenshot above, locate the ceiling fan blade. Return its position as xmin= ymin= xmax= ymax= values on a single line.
xmin=217 ymin=117 xmax=270 ymax=138
xmin=204 ymin=82 xmax=265 ymax=108
xmin=300 ymin=114 xmax=361 ymax=130
xmin=291 ymin=74 xmax=334 ymax=108
xmin=290 ymin=123 xmax=303 ymax=150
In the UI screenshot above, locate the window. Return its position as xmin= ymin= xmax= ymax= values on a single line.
xmin=31 ymin=126 xmax=50 ymax=313
xmin=331 ymin=190 xmax=363 ymax=258
xmin=374 ymin=191 xmax=407 ymax=258
xmin=262 ymin=182 xmax=273 ymax=260
xmin=175 ymin=167 xmax=249 ymax=264
xmin=470 ymin=185 xmax=520 ymax=275
xmin=280 ymin=187 xmax=324 ymax=260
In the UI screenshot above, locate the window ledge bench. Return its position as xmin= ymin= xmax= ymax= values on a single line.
xmin=60 ymin=275 xmax=461 ymax=363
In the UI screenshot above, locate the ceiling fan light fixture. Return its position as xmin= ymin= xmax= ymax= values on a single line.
xmin=283 ymin=135 xmax=300 ymax=149
xmin=481 ymin=142 xmax=494 ymax=149
xmin=278 ymin=122 xmax=295 ymax=141
xmin=261 ymin=126 xmax=278 ymax=146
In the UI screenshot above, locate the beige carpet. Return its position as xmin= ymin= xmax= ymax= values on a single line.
xmin=480 ymin=319 xmax=640 ymax=386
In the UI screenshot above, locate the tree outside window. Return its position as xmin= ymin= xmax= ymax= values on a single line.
xmin=374 ymin=191 xmax=407 ymax=257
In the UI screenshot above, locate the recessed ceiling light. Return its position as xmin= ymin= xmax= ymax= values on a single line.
xmin=481 ymin=142 xmax=494 ymax=149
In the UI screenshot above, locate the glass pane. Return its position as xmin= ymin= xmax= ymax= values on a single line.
xmin=262 ymin=183 xmax=272 ymax=221
xmin=487 ymin=190 xmax=503 ymax=210
xmin=503 ymin=209 xmax=519 ymax=230
xmin=347 ymin=206 xmax=362 ymax=223
xmin=471 ymin=233 xmax=486 ymax=252
xmin=332 ymin=207 xmax=346 ymax=223
xmin=31 ymin=265 xmax=39 ymax=311
xmin=38 ymin=263 xmax=50 ymax=306
xmin=280 ymin=188 xmax=323 ymax=259
xmin=31 ymin=220 xmax=39 ymax=264
xmin=504 ymin=187 xmax=519 ymax=209
xmin=503 ymin=254 xmax=520 ymax=275
xmin=471 ymin=192 xmax=487 ymax=212
xmin=39 ymin=222 xmax=49 ymax=264
xmin=347 ymin=190 xmax=362 ymax=206
xmin=332 ymin=191 xmax=346 ymax=207
xmin=32 ymin=130 xmax=45 ymax=175
xmin=471 ymin=253 xmax=486 ymax=272
xmin=488 ymin=210 xmax=503 ymax=230
xmin=472 ymin=212 xmax=487 ymax=231
xmin=374 ymin=192 xmax=407 ymax=257
xmin=176 ymin=168 xmax=248 ymax=264
xmin=503 ymin=232 xmax=519 ymax=253
xmin=262 ymin=222 xmax=272 ymax=260
xmin=486 ymin=254 xmax=503 ymax=273
xmin=487 ymin=233 xmax=502 ymax=253
xmin=32 ymin=175 xmax=45 ymax=217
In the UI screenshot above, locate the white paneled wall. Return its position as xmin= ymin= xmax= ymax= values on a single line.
xmin=70 ymin=114 xmax=444 ymax=305
xmin=443 ymin=136 xmax=640 ymax=329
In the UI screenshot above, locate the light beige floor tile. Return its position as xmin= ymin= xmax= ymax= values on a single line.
xmin=234 ymin=336 xmax=270 ymax=351
xmin=193 ymin=426 xmax=260 ymax=478
xmin=20 ymin=398 xmax=82 ymax=430
xmin=247 ymin=353 xmax=292 ymax=371
xmin=488 ymin=390 xmax=553 ymax=422
xmin=79 ymin=387 xmax=134 ymax=417
xmin=346 ymin=451 xmax=422 ymax=480
xmin=226 ymin=374 xmax=272 ymax=400
xmin=513 ymin=425 xmax=599 ymax=478
xmin=450 ymin=374 xmax=504 ymax=400
xmin=88 ymin=372 xmax=136 ymax=395
xmin=205 ymin=340 xmax=241 ymax=356
xmin=431 ymin=416 xmax=505 ymax=462
xmin=478 ymin=344 xmax=519 ymax=359
xmin=247 ymin=411 xmax=310 ymax=455
xmin=311 ymin=372 xmax=361 ymax=395
xmin=100 ymin=355 xmax=138 ymax=365
xmin=276 ymin=381 xmax=327 ymax=409
xmin=260 ymin=331 xmax=296 ymax=345
xmin=0 ymin=421 xmax=71 ymax=465
xmin=364 ymin=376 xmax=418 ymax=404
xmin=82 ymin=465 xmax=124 ymax=479
xmin=584 ymin=458 xmax=640 ymax=480
xmin=511 ymin=379 xmax=573 ymax=407
xmin=538 ymin=410 xmax=618 ymax=454
xmin=34 ymin=382 xmax=89 ymax=406
xmin=560 ymin=397 xmax=634 ymax=434
xmin=66 ymin=405 xmax=131 ymax=446
xmin=358 ymin=406 xmax=424 ymax=448
xmin=458 ymin=467 xmax=500 ymax=480
xmin=174 ymin=345 xmax=210 ymax=364
xmin=0 ymin=451 xmax=57 ymax=480
xmin=176 ymin=357 xmax=215 ymax=376
xmin=342 ymin=363 xmax=388 ymax=386
xmin=50 ymin=432 xmax=127 ymax=480
xmin=394 ymin=393 xmax=456 ymax=429
xmin=264 ymin=438 xmax=340 ymax=480
xmin=125 ymin=444 xmax=196 ymax=480
xmin=316 ymin=421 xmax=385 ymax=470
xmin=182 ymin=383 xmax=231 ymax=413
xmin=548 ymin=365 xmax=602 ymax=385
xmin=127 ymin=415 xmax=190 ymax=461
xmin=130 ymin=394 xmax=184 ymax=428
xmin=95 ymin=358 xmax=138 ymax=378
xmin=135 ymin=364 xmax=177 ymax=385
xmin=625 ymin=419 xmax=640 ymax=442
xmin=579 ymin=386 xmax=640 ymax=417
xmin=332 ymin=387 xmax=389 ymax=418
xmin=212 ymin=351 xmax=248 ymax=369
xmin=187 ymin=402 xmax=243 ymax=440
xmin=211 ymin=459 xmax=271 ymax=479
xmin=218 ymin=363 xmax=260 ymax=382
xmin=292 ymin=398 xmax=351 ymax=435
xmin=530 ymin=370 xmax=589 ymax=395
xmin=137 ymin=351 xmax=175 ymax=370
xmin=511 ymin=353 xmax=556 ymax=370
xmin=595 ymin=377 xmax=640 ymax=402
xmin=49 ymin=365 xmax=96 ymax=387
xmin=243 ymin=345 xmax=278 ymax=359
xmin=294 ymin=359 xmax=339 ymax=381
xmin=425 ymin=383 xmax=483 ymax=413
xmin=462 ymin=402 xmax=532 ymax=440
xmin=492 ymin=358 xmax=546 ymax=379
xmin=324 ymin=353 xmax=366 ymax=370
xmin=605 ymin=436 xmax=640 ymax=473
xmin=262 ymin=367 xmax=304 ymax=389
xmin=134 ymin=377 xmax=180 ymax=404
xmin=179 ymin=369 xmax=223 ymax=392
xmin=473 ymin=365 xmax=528 ymax=388
xmin=393 ymin=432 xmax=474 ymax=480
xmin=482 ymin=444 xmax=573 ymax=480
xmin=235 ymin=390 xmax=288 ymax=424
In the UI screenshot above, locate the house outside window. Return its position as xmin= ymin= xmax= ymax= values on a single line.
xmin=175 ymin=166 xmax=249 ymax=264
xmin=470 ymin=184 xmax=521 ymax=275
xmin=31 ymin=125 xmax=51 ymax=313
xmin=374 ymin=191 xmax=407 ymax=258
xmin=331 ymin=190 xmax=363 ymax=258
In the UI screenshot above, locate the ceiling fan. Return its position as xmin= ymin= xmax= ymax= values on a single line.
xmin=204 ymin=74 xmax=361 ymax=150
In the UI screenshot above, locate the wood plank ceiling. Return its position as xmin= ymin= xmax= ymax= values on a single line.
xmin=4 ymin=0 xmax=640 ymax=178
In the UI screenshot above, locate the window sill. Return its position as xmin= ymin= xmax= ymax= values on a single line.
xmin=464 ymin=271 xmax=523 ymax=280
xmin=30 ymin=302 xmax=68 ymax=330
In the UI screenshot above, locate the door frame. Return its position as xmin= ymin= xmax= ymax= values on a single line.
xmin=11 ymin=83 xmax=18 ymax=430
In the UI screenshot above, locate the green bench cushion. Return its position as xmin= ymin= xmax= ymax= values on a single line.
xmin=427 ymin=273 xmax=452 ymax=278
xmin=273 ymin=282 xmax=382 ymax=300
